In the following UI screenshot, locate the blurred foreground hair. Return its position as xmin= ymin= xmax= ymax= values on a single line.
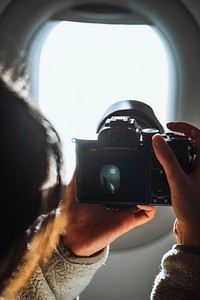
xmin=0 ymin=76 xmax=65 ymax=297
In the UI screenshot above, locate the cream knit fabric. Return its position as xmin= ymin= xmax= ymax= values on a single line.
xmin=151 ymin=245 xmax=200 ymax=299
xmin=15 ymin=242 xmax=108 ymax=300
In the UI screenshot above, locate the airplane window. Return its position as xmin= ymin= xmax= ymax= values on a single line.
xmin=39 ymin=21 xmax=169 ymax=182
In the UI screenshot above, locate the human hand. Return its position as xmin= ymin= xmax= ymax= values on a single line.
xmin=61 ymin=174 xmax=156 ymax=257
xmin=152 ymin=121 xmax=200 ymax=248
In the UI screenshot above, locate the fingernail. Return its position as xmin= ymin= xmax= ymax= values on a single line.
xmin=153 ymin=135 xmax=166 ymax=148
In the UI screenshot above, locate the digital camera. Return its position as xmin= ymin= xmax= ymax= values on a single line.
xmin=75 ymin=100 xmax=194 ymax=209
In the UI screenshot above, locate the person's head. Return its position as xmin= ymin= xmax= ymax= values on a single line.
xmin=0 ymin=77 xmax=64 ymax=296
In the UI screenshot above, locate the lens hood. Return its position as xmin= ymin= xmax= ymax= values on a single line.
xmin=96 ymin=100 xmax=164 ymax=133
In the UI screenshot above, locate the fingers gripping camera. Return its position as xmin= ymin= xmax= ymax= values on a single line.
xmin=75 ymin=101 xmax=194 ymax=209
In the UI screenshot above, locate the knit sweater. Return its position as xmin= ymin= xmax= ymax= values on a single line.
xmin=15 ymin=242 xmax=109 ymax=300
xmin=151 ymin=244 xmax=200 ymax=299
xmin=10 ymin=243 xmax=200 ymax=299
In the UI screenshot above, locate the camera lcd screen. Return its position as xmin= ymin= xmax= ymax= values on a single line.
xmin=76 ymin=153 xmax=148 ymax=205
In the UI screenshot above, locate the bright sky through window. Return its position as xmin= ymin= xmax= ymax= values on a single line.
xmin=39 ymin=21 xmax=169 ymax=181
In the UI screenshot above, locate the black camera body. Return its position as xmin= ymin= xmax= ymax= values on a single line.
xmin=75 ymin=100 xmax=194 ymax=209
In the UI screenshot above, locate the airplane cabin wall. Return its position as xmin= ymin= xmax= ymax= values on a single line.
xmin=0 ymin=0 xmax=200 ymax=124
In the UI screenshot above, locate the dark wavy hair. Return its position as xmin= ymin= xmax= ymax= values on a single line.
xmin=0 ymin=77 xmax=65 ymax=296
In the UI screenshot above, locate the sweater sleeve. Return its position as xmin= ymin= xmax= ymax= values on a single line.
xmin=16 ymin=242 xmax=109 ymax=300
xmin=40 ymin=241 xmax=109 ymax=300
xmin=150 ymin=244 xmax=200 ymax=300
